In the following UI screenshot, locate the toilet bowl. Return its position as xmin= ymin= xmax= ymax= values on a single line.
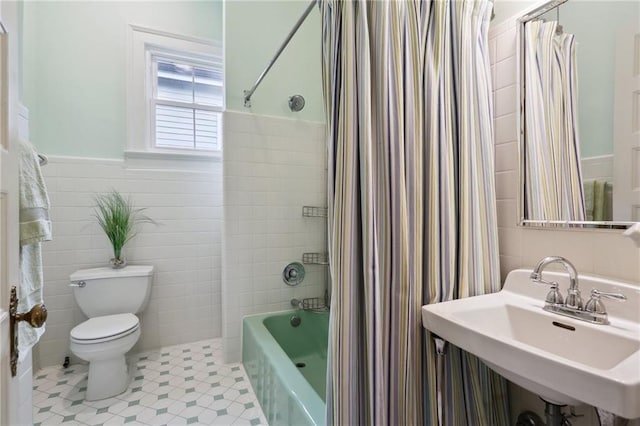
xmin=69 ymin=266 xmax=153 ymax=401
xmin=70 ymin=313 xmax=141 ymax=400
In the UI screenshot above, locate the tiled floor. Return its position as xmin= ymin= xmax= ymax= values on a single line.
xmin=32 ymin=339 xmax=268 ymax=425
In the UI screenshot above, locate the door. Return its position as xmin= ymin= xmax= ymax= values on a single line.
xmin=613 ymin=28 xmax=640 ymax=221
xmin=0 ymin=2 xmax=28 ymax=425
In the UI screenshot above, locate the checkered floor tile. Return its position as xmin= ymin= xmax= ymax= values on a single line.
xmin=32 ymin=339 xmax=267 ymax=425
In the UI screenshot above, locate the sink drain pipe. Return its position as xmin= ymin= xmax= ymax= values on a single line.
xmin=517 ymin=401 xmax=573 ymax=426
xmin=433 ymin=336 xmax=448 ymax=426
xmin=544 ymin=402 xmax=570 ymax=426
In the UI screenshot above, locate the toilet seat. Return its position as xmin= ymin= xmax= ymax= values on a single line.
xmin=71 ymin=313 xmax=139 ymax=344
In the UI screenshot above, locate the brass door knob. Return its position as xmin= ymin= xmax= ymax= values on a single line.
xmin=16 ymin=304 xmax=48 ymax=328
xmin=9 ymin=286 xmax=48 ymax=377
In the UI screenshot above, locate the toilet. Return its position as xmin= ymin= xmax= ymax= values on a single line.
xmin=69 ymin=265 xmax=154 ymax=401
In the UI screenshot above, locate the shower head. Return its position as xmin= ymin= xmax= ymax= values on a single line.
xmin=288 ymin=94 xmax=305 ymax=112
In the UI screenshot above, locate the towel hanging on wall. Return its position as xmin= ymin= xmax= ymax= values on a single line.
xmin=17 ymin=138 xmax=52 ymax=360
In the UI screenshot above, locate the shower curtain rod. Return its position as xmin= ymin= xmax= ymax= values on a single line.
xmin=519 ymin=0 xmax=567 ymax=22
xmin=243 ymin=0 xmax=317 ymax=108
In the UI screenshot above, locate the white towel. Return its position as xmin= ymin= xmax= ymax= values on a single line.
xmin=18 ymin=139 xmax=52 ymax=360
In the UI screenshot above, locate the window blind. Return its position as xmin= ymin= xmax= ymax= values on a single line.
xmin=154 ymin=59 xmax=223 ymax=151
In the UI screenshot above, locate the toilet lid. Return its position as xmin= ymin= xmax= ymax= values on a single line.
xmin=70 ymin=313 xmax=139 ymax=342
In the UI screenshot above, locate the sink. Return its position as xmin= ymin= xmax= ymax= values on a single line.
xmin=421 ymin=269 xmax=640 ymax=419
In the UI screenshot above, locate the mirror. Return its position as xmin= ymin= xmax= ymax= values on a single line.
xmin=518 ymin=0 xmax=640 ymax=228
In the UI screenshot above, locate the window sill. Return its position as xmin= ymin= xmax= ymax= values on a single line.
xmin=124 ymin=149 xmax=221 ymax=171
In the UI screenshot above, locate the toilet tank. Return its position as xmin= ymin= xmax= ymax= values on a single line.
xmin=70 ymin=265 xmax=154 ymax=318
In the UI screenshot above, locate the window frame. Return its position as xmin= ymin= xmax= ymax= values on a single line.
xmin=126 ymin=25 xmax=223 ymax=163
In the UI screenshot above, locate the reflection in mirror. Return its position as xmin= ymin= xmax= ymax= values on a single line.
xmin=519 ymin=0 xmax=640 ymax=227
xmin=524 ymin=18 xmax=583 ymax=221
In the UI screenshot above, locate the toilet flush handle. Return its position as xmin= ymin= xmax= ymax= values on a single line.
xmin=69 ymin=281 xmax=86 ymax=288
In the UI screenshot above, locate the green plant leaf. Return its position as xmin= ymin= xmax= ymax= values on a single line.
xmin=93 ymin=190 xmax=156 ymax=261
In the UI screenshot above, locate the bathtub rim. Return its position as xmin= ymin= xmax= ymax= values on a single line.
xmin=242 ymin=309 xmax=327 ymax=426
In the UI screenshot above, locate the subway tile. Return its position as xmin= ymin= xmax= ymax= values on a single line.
xmin=496 ymin=28 xmax=517 ymax=62
xmin=491 ymin=64 xmax=496 ymax=92
xmin=495 ymin=170 xmax=518 ymax=200
xmin=37 ymin=157 xmax=223 ymax=368
xmin=40 ymin=294 xmax=75 ymax=311
xmin=495 ymin=84 xmax=518 ymax=117
xmin=517 ymin=228 xmax=560 ymax=271
xmin=519 ymin=229 xmax=618 ymax=285
xmin=489 ymin=37 xmax=497 ymax=66
xmin=591 ymin=232 xmax=640 ymax=283
xmin=495 ymin=55 xmax=517 ymax=90
xmin=495 ymin=141 xmax=518 ymax=173
xmin=496 ymin=199 xmax=519 ymax=229
xmin=498 ymin=227 xmax=522 ymax=257
xmin=495 ymin=112 xmax=519 ymax=145
xmin=222 ymin=114 xmax=327 ymax=363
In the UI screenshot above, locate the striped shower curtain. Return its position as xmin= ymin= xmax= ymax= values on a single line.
xmin=321 ymin=0 xmax=510 ymax=425
xmin=524 ymin=20 xmax=585 ymax=221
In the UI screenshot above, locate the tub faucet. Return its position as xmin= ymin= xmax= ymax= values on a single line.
xmin=530 ymin=256 xmax=582 ymax=309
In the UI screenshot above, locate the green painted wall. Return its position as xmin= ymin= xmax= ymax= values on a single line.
xmin=23 ymin=1 xmax=223 ymax=158
xmin=548 ymin=1 xmax=639 ymax=158
xmin=224 ymin=0 xmax=324 ymax=122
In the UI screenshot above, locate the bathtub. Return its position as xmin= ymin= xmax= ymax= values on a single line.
xmin=242 ymin=310 xmax=329 ymax=426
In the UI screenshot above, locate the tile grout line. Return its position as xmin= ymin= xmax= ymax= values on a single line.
xmin=32 ymin=338 xmax=267 ymax=426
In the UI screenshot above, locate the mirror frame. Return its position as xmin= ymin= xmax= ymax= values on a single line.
xmin=516 ymin=0 xmax=637 ymax=230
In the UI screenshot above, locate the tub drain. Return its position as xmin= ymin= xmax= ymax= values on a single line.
xmin=295 ymin=362 xmax=306 ymax=368
xmin=290 ymin=315 xmax=301 ymax=327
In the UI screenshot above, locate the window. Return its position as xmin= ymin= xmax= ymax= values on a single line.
xmin=127 ymin=25 xmax=223 ymax=162
xmin=151 ymin=56 xmax=223 ymax=151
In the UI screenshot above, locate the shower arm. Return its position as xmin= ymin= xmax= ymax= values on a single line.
xmin=243 ymin=0 xmax=317 ymax=108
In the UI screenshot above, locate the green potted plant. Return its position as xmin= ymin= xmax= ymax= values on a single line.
xmin=93 ymin=190 xmax=155 ymax=268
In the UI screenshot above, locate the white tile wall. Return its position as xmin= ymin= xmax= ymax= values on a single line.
xmin=36 ymin=157 xmax=223 ymax=368
xmin=222 ymin=111 xmax=327 ymax=362
xmin=489 ymin=19 xmax=640 ymax=426
xmin=581 ymin=155 xmax=613 ymax=182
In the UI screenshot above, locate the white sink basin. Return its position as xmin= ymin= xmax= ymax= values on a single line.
xmin=422 ymin=269 xmax=640 ymax=419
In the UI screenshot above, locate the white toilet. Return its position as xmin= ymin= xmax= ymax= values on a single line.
xmin=69 ymin=265 xmax=154 ymax=401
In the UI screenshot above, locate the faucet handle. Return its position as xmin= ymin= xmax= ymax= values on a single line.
xmin=531 ymin=276 xmax=558 ymax=287
xmin=584 ymin=289 xmax=626 ymax=315
xmin=545 ymin=283 xmax=564 ymax=306
xmin=533 ymin=280 xmax=564 ymax=306
xmin=590 ymin=289 xmax=626 ymax=301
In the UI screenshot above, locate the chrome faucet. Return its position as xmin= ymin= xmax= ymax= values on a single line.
xmin=530 ymin=256 xmax=626 ymax=325
xmin=530 ymin=256 xmax=582 ymax=309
